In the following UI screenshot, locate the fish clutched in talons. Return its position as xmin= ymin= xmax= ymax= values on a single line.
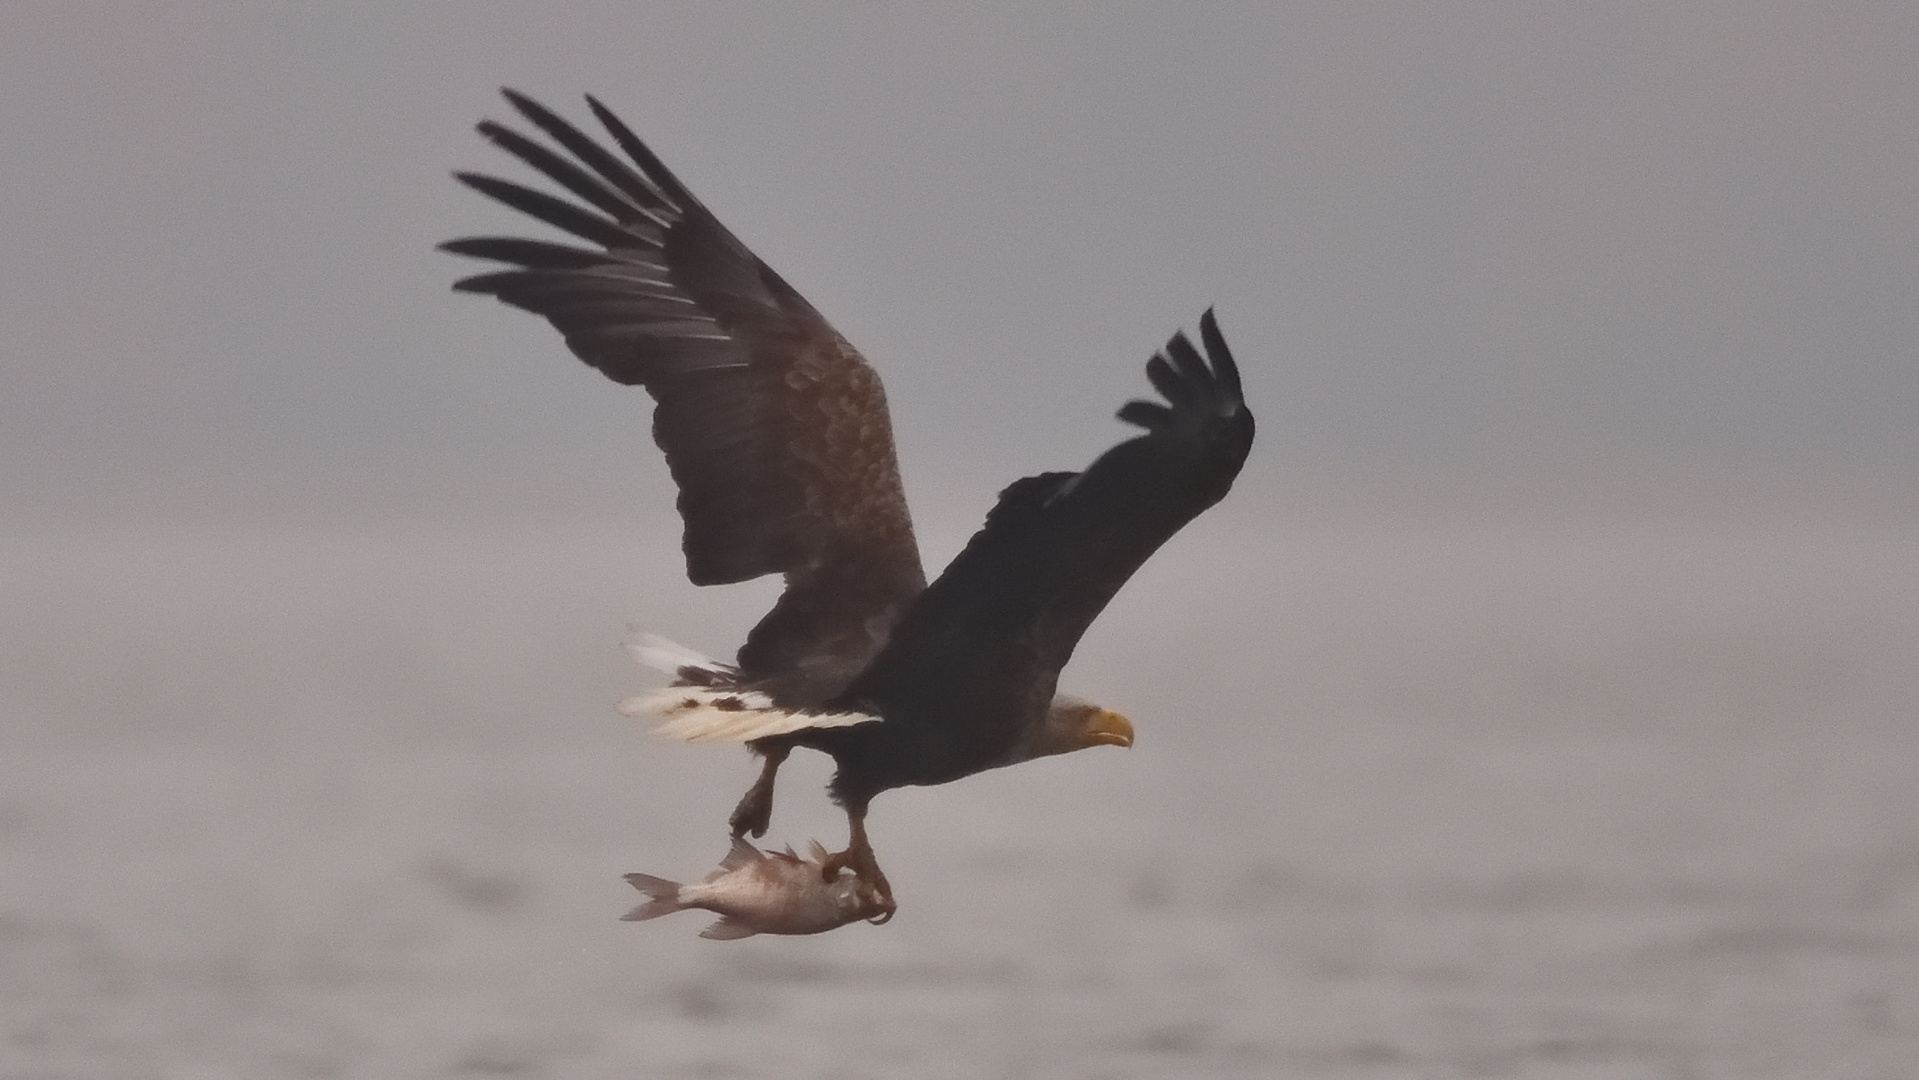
xmin=821 ymin=853 xmax=893 ymax=925
xmin=818 ymin=811 xmax=894 ymax=922
xmin=622 ymin=837 xmax=893 ymax=938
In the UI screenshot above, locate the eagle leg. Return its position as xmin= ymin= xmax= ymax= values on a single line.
xmin=728 ymin=742 xmax=790 ymax=839
xmin=823 ymin=808 xmax=895 ymax=922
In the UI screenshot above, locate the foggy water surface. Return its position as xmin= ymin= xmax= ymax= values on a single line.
xmin=4 ymin=515 xmax=1916 ymax=1077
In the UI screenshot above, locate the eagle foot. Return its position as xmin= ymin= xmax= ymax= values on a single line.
xmin=727 ymin=746 xmax=788 ymax=839
xmin=822 ymin=838 xmax=895 ymax=922
xmin=727 ymin=786 xmax=772 ymax=839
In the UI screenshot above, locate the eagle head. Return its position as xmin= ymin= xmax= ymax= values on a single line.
xmin=1026 ymin=695 xmax=1134 ymax=760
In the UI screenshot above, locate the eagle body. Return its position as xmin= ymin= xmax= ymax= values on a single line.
xmin=446 ymin=90 xmax=1254 ymax=908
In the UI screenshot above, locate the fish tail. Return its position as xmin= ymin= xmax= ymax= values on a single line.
xmin=620 ymin=873 xmax=684 ymax=921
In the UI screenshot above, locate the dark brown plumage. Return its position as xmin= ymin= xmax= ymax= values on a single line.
xmin=444 ymin=91 xmax=1254 ymax=910
xmin=445 ymin=90 xmax=923 ymax=706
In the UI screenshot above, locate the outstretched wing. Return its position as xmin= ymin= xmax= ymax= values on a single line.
xmin=443 ymin=90 xmax=925 ymax=702
xmin=850 ymin=310 xmax=1253 ymax=724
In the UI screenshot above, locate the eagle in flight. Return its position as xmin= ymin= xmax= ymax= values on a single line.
xmin=444 ymin=90 xmax=1254 ymax=918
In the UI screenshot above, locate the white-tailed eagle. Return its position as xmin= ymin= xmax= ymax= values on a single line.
xmin=444 ymin=90 xmax=1254 ymax=915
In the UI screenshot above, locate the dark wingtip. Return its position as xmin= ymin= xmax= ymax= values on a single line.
xmin=1196 ymin=307 xmax=1243 ymax=402
xmin=500 ymin=87 xmax=567 ymax=133
xmin=1162 ymin=328 xmax=1212 ymax=386
xmin=499 ymin=87 xmax=545 ymax=119
xmin=1118 ymin=399 xmax=1173 ymax=430
xmin=448 ymin=272 xmax=503 ymax=294
xmin=584 ymin=95 xmax=699 ymax=211
xmin=1131 ymin=309 xmax=1248 ymax=426
xmin=450 ymin=170 xmax=497 ymax=195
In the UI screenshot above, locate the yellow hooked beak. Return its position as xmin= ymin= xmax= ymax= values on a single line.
xmin=1084 ymin=707 xmax=1134 ymax=748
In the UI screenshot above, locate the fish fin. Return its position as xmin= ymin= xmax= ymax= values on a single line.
xmin=716 ymin=837 xmax=762 ymax=873
xmin=700 ymin=916 xmax=759 ymax=940
xmin=805 ymin=839 xmax=832 ymax=865
xmin=620 ymin=872 xmax=683 ymax=921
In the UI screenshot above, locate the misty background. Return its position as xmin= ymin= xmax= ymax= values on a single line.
xmin=4 ymin=4 xmax=1916 ymax=1077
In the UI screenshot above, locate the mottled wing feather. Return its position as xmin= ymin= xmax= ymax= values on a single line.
xmin=444 ymin=91 xmax=925 ymax=702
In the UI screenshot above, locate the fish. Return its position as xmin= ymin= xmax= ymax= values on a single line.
xmin=622 ymin=837 xmax=896 ymax=939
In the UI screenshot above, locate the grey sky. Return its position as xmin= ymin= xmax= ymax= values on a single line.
xmin=5 ymin=4 xmax=1916 ymax=531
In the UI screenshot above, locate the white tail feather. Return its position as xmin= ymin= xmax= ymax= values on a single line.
xmin=619 ymin=631 xmax=881 ymax=743
xmin=624 ymin=630 xmax=733 ymax=680
xmin=623 ymin=685 xmax=879 ymax=742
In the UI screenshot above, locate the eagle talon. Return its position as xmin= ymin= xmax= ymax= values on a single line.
xmin=728 ymin=798 xmax=770 ymax=840
xmin=824 ymin=819 xmax=896 ymax=920
xmin=847 ymin=871 xmax=897 ymax=924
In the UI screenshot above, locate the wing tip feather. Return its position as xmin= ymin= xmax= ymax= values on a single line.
xmin=1196 ymin=306 xmax=1243 ymax=402
xmin=1139 ymin=308 xmax=1247 ymax=419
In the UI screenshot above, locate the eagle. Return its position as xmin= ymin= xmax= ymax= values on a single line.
xmin=443 ymin=90 xmax=1254 ymax=915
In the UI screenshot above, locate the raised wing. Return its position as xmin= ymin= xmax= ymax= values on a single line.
xmin=443 ymin=90 xmax=925 ymax=701
xmin=849 ymin=310 xmax=1253 ymax=723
